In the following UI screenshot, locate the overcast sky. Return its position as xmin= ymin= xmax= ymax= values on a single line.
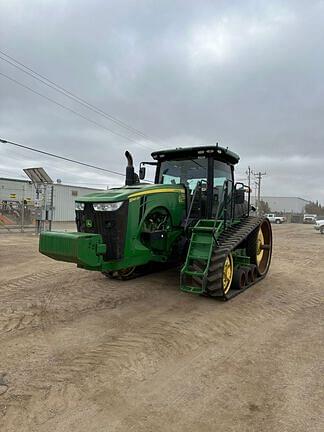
xmin=1 ymin=0 xmax=324 ymax=202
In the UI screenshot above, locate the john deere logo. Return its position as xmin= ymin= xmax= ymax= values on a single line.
xmin=86 ymin=219 xmax=93 ymax=228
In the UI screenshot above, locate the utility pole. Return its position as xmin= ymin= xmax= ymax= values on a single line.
xmin=21 ymin=184 xmax=25 ymax=233
xmin=254 ymin=171 xmax=266 ymax=215
xmin=245 ymin=166 xmax=251 ymax=191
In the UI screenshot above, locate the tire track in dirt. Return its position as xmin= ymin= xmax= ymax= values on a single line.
xmin=1 ymin=225 xmax=324 ymax=431
xmin=6 ymin=292 xmax=321 ymax=430
xmin=1 ymin=256 xmax=322 ymax=341
xmin=0 ymin=270 xmax=170 ymax=335
xmin=23 ymin=281 xmax=322 ymax=394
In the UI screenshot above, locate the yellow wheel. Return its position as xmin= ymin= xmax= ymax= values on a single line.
xmin=247 ymin=219 xmax=272 ymax=276
xmin=222 ymin=253 xmax=234 ymax=294
xmin=256 ymin=229 xmax=265 ymax=266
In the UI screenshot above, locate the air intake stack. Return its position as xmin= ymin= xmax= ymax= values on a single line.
xmin=125 ymin=151 xmax=138 ymax=186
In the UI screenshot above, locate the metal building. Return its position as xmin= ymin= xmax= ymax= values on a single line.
xmin=51 ymin=183 xmax=103 ymax=221
xmin=253 ymin=196 xmax=310 ymax=214
xmin=0 ymin=177 xmax=103 ymax=222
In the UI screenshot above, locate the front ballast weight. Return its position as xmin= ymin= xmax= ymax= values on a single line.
xmin=39 ymin=231 xmax=107 ymax=270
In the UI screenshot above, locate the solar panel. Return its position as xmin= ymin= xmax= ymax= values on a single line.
xmin=23 ymin=167 xmax=53 ymax=184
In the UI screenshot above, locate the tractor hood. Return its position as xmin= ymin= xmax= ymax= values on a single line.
xmin=77 ymin=183 xmax=185 ymax=203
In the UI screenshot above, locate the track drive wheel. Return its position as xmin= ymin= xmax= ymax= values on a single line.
xmin=247 ymin=219 xmax=272 ymax=276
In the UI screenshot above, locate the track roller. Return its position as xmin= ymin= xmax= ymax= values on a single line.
xmin=250 ymin=264 xmax=258 ymax=282
xmin=232 ymin=268 xmax=247 ymax=290
xmin=240 ymin=266 xmax=253 ymax=285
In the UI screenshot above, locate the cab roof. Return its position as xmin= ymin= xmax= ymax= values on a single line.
xmin=151 ymin=145 xmax=239 ymax=165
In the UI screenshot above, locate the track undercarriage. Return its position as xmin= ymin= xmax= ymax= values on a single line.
xmin=180 ymin=216 xmax=272 ymax=300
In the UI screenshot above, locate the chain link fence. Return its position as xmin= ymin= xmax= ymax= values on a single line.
xmin=0 ymin=183 xmax=45 ymax=233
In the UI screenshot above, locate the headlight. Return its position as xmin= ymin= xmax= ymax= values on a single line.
xmin=93 ymin=202 xmax=124 ymax=211
xmin=75 ymin=202 xmax=85 ymax=211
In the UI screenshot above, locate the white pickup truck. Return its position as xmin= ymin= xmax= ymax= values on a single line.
xmin=265 ymin=213 xmax=286 ymax=224
xmin=314 ymin=219 xmax=324 ymax=234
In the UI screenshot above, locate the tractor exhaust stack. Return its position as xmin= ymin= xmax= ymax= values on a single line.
xmin=125 ymin=150 xmax=137 ymax=186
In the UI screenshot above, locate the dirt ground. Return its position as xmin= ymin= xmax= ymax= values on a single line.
xmin=0 ymin=224 xmax=323 ymax=432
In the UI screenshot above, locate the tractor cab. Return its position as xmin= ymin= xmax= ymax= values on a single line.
xmin=144 ymin=145 xmax=250 ymax=228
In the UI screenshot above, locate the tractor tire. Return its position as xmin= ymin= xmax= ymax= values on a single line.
xmin=246 ymin=219 xmax=272 ymax=277
xmin=102 ymin=271 xmax=115 ymax=279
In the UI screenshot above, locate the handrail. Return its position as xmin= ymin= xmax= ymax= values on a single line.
xmin=184 ymin=180 xmax=206 ymax=231
xmin=184 ymin=178 xmax=237 ymax=233
xmin=234 ymin=182 xmax=251 ymax=217
xmin=214 ymin=179 xmax=234 ymax=221
xmin=212 ymin=178 xmax=234 ymax=240
xmin=213 ymin=180 xmax=227 ymax=230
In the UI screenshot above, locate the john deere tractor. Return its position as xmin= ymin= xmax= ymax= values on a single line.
xmin=39 ymin=145 xmax=272 ymax=300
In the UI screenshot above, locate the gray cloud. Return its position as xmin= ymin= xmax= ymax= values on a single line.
xmin=1 ymin=0 xmax=323 ymax=201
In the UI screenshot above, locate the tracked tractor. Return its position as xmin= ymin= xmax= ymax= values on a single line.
xmin=39 ymin=145 xmax=272 ymax=300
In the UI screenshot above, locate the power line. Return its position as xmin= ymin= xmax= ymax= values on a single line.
xmin=0 ymin=137 xmax=125 ymax=177
xmin=0 ymin=71 xmax=153 ymax=149
xmin=0 ymin=49 xmax=159 ymax=144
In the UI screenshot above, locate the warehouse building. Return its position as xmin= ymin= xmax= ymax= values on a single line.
xmin=0 ymin=177 xmax=103 ymax=221
xmin=252 ymin=196 xmax=310 ymax=214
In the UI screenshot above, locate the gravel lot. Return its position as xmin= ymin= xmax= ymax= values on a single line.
xmin=0 ymin=224 xmax=323 ymax=432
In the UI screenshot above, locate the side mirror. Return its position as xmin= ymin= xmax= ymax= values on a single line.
xmin=139 ymin=166 xmax=146 ymax=180
xmin=235 ymin=188 xmax=245 ymax=204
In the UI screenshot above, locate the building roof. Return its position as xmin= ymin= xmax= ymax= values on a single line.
xmin=53 ymin=183 xmax=104 ymax=191
xmin=0 ymin=177 xmax=103 ymax=191
xmin=261 ymin=196 xmax=310 ymax=203
xmin=0 ymin=176 xmax=31 ymax=184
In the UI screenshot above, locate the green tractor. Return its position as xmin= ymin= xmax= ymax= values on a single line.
xmin=39 ymin=145 xmax=272 ymax=300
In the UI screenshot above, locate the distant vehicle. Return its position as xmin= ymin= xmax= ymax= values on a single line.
xmin=265 ymin=213 xmax=286 ymax=224
xmin=303 ymin=214 xmax=317 ymax=224
xmin=314 ymin=219 xmax=324 ymax=234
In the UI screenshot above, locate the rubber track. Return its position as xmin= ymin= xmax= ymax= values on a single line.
xmin=194 ymin=216 xmax=266 ymax=300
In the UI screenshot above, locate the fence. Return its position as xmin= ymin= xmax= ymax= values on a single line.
xmin=0 ymin=183 xmax=51 ymax=233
